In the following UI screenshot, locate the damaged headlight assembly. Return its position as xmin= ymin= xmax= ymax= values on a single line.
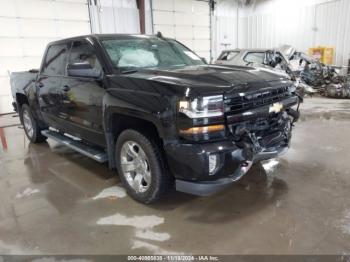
xmin=178 ymin=95 xmax=224 ymax=118
xmin=177 ymin=95 xmax=225 ymax=140
xmin=177 ymin=95 xmax=226 ymax=175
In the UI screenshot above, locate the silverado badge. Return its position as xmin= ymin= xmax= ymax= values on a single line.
xmin=269 ymin=102 xmax=283 ymax=113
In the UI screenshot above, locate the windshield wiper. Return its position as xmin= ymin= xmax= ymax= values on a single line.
xmin=120 ymin=69 xmax=138 ymax=74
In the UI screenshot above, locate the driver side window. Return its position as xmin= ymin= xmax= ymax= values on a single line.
xmin=68 ymin=41 xmax=102 ymax=73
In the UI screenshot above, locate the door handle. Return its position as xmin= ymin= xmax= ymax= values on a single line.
xmin=37 ymin=82 xmax=44 ymax=88
xmin=63 ymin=85 xmax=70 ymax=92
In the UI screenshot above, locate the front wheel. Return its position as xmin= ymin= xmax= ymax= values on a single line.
xmin=20 ymin=104 xmax=47 ymax=143
xmin=115 ymin=129 xmax=171 ymax=204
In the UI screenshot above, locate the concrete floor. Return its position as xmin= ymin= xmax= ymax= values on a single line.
xmin=0 ymin=97 xmax=350 ymax=255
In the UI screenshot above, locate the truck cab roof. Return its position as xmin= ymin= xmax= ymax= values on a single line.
xmin=47 ymin=34 xmax=162 ymax=46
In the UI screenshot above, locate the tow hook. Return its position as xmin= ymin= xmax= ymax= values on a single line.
xmin=287 ymin=108 xmax=300 ymax=122
xmin=230 ymin=160 xmax=253 ymax=181
xmin=246 ymin=132 xmax=262 ymax=153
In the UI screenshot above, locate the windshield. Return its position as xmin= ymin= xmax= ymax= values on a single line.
xmin=218 ymin=51 xmax=239 ymax=61
xmin=101 ymin=37 xmax=205 ymax=72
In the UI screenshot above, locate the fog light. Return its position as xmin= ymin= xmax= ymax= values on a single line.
xmin=209 ymin=154 xmax=219 ymax=175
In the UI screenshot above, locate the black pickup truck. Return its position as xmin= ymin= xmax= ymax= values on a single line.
xmin=10 ymin=34 xmax=300 ymax=204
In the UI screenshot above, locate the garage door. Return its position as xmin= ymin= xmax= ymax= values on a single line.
xmin=0 ymin=0 xmax=91 ymax=114
xmin=152 ymin=0 xmax=211 ymax=62
xmin=89 ymin=0 xmax=141 ymax=34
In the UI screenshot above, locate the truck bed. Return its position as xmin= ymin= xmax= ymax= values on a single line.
xmin=10 ymin=70 xmax=38 ymax=99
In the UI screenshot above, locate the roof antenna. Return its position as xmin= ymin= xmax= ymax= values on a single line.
xmin=156 ymin=31 xmax=163 ymax=38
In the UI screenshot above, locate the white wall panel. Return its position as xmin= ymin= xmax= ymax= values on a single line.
xmin=214 ymin=0 xmax=350 ymax=66
xmin=0 ymin=0 xmax=16 ymax=16
xmin=194 ymin=15 xmax=210 ymax=26
xmin=154 ymin=25 xmax=175 ymax=38
xmin=73 ymin=0 xmax=89 ymax=3
xmin=0 ymin=89 xmax=12 ymax=114
xmin=212 ymin=0 xmax=239 ymax=60
xmin=0 ymin=39 xmax=23 ymax=57
xmin=57 ymin=21 xmax=91 ymax=37
xmin=114 ymin=8 xmax=140 ymax=33
xmin=194 ymin=27 xmax=210 ymax=39
xmin=175 ymin=26 xmax=194 ymax=39
xmin=194 ymin=39 xmax=210 ymax=52
xmin=152 ymin=0 xmax=173 ymax=11
xmin=196 ymin=51 xmax=210 ymax=60
xmin=153 ymin=11 xmax=174 ymax=25
xmin=0 ymin=18 xmax=19 ymax=37
xmin=152 ymin=0 xmax=211 ymax=61
xmin=0 ymin=57 xmax=41 ymax=77
xmin=193 ymin=1 xmax=210 ymax=14
xmin=241 ymin=5 xmax=315 ymax=52
xmin=20 ymin=20 xmax=57 ymax=37
xmin=145 ymin=0 xmax=153 ymax=34
xmin=174 ymin=0 xmax=192 ymax=12
xmin=22 ymin=39 xmax=51 ymax=57
xmin=181 ymin=39 xmax=194 ymax=50
xmin=0 ymin=0 xmax=90 ymax=114
xmin=16 ymin=0 xmax=54 ymax=19
xmin=314 ymin=0 xmax=350 ymax=65
xmin=55 ymin=2 xmax=90 ymax=20
xmin=0 ymin=78 xmax=11 ymax=98
xmin=97 ymin=8 xmax=115 ymax=33
xmin=89 ymin=0 xmax=140 ymax=34
xmin=174 ymin=13 xmax=193 ymax=26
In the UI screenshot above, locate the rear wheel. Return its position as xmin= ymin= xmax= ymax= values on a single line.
xmin=20 ymin=104 xmax=47 ymax=143
xmin=115 ymin=129 xmax=171 ymax=204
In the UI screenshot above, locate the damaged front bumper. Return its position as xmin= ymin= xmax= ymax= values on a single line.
xmin=167 ymin=95 xmax=299 ymax=196
xmin=173 ymin=143 xmax=288 ymax=197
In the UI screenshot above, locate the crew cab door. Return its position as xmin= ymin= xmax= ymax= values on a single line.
xmin=60 ymin=40 xmax=105 ymax=147
xmin=37 ymin=43 xmax=70 ymax=128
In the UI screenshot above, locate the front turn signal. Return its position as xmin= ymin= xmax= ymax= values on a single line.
xmin=179 ymin=124 xmax=225 ymax=135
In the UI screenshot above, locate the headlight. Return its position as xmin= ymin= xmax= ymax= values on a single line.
xmin=178 ymin=95 xmax=224 ymax=118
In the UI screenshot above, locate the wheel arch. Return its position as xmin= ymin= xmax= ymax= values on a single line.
xmin=16 ymin=93 xmax=29 ymax=124
xmin=103 ymin=109 xmax=165 ymax=170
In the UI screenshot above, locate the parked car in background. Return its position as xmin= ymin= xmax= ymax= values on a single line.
xmin=10 ymin=34 xmax=300 ymax=204
xmin=215 ymin=48 xmax=290 ymax=72
xmin=215 ymin=47 xmax=305 ymax=93
xmin=215 ymin=46 xmax=317 ymax=97
xmin=215 ymin=45 xmax=350 ymax=98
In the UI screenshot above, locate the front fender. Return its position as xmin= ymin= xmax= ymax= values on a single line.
xmin=102 ymin=90 xmax=177 ymax=140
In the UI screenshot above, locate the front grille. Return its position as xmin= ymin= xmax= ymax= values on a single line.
xmin=228 ymin=113 xmax=291 ymax=150
xmin=224 ymin=86 xmax=291 ymax=114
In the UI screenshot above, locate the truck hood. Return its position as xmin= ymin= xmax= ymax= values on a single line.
xmin=110 ymin=65 xmax=291 ymax=97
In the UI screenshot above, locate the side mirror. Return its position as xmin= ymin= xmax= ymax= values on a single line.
xmin=201 ymin=57 xmax=208 ymax=64
xmin=67 ymin=62 xmax=101 ymax=79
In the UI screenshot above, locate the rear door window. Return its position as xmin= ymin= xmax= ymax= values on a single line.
xmin=243 ymin=52 xmax=265 ymax=64
xmin=42 ymin=44 xmax=69 ymax=76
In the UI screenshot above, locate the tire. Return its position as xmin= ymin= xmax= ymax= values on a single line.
xmin=20 ymin=104 xmax=47 ymax=143
xmin=115 ymin=129 xmax=171 ymax=204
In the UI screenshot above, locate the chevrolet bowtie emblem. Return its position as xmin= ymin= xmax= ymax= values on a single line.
xmin=269 ymin=102 xmax=283 ymax=113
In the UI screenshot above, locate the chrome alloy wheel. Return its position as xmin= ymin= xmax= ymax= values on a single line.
xmin=120 ymin=141 xmax=151 ymax=193
xmin=23 ymin=109 xmax=34 ymax=138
